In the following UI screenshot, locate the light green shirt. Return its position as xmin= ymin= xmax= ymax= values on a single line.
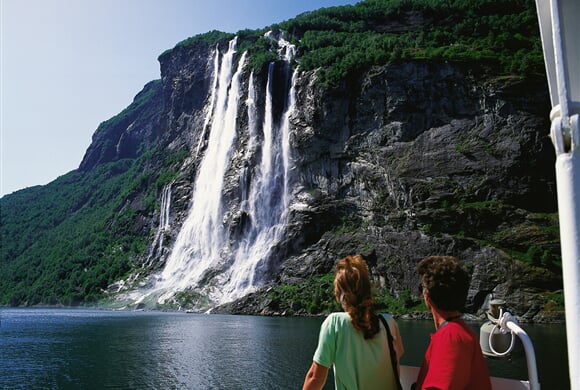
xmin=313 ymin=312 xmax=404 ymax=390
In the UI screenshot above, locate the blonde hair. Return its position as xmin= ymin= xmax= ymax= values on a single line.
xmin=334 ymin=254 xmax=380 ymax=339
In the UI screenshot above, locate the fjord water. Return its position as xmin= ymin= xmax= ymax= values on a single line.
xmin=0 ymin=309 xmax=569 ymax=389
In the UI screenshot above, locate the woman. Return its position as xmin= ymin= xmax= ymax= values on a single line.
xmin=302 ymin=254 xmax=404 ymax=390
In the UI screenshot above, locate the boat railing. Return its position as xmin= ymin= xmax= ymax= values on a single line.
xmin=483 ymin=311 xmax=540 ymax=390
xmin=502 ymin=313 xmax=540 ymax=390
xmin=401 ymin=311 xmax=541 ymax=390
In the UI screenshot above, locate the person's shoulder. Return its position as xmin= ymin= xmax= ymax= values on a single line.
xmin=323 ymin=312 xmax=351 ymax=327
xmin=438 ymin=320 xmax=476 ymax=341
xmin=319 ymin=312 xmax=352 ymax=336
xmin=379 ymin=313 xmax=401 ymax=337
xmin=326 ymin=312 xmax=350 ymax=321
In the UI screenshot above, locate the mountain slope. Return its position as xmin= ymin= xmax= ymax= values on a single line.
xmin=0 ymin=0 xmax=562 ymax=321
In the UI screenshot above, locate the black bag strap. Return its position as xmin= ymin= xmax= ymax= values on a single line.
xmin=379 ymin=314 xmax=403 ymax=390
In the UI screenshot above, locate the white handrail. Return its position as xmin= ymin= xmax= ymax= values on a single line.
xmin=499 ymin=313 xmax=541 ymax=390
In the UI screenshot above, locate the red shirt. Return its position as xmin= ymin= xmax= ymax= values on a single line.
xmin=416 ymin=319 xmax=492 ymax=390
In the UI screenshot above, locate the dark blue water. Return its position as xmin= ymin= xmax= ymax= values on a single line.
xmin=0 ymin=308 xmax=569 ymax=389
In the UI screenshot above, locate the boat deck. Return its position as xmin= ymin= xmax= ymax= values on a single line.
xmin=400 ymin=365 xmax=531 ymax=390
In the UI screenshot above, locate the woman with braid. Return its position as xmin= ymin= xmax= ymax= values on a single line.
xmin=302 ymin=254 xmax=404 ymax=390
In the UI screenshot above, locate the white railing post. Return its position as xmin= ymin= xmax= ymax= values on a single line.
xmin=552 ymin=115 xmax=580 ymax=390
xmin=535 ymin=0 xmax=580 ymax=387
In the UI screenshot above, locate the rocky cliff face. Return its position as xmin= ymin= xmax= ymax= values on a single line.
xmin=264 ymin=62 xmax=559 ymax=321
xmin=80 ymin=80 xmax=164 ymax=172
xmin=86 ymin=35 xmax=560 ymax=320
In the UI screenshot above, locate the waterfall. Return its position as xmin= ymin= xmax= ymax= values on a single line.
xmin=134 ymin=34 xmax=297 ymax=308
xmin=221 ymin=63 xmax=298 ymax=301
xmin=240 ymin=72 xmax=259 ymax=206
xmin=218 ymin=35 xmax=297 ymax=301
xmin=195 ymin=44 xmax=220 ymax=157
xmin=156 ymin=38 xmax=245 ymax=301
xmin=145 ymin=183 xmax=172 ymax=266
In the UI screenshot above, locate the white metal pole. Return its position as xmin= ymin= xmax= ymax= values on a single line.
xmin=535 ymin=0 xmax=580 ymax=387
xmin=552 ymin=116 xmax=580 ymax=390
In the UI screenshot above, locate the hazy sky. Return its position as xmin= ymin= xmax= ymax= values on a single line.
xmin=1 ymin=0 xmax=357 ymax=197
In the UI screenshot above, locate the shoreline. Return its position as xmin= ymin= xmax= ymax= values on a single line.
xmin=1 ymin=304 xmax=566 ymax=324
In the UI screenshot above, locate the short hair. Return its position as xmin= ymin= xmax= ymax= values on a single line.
xmin=416 ymin=255 xmax=469 ymax=311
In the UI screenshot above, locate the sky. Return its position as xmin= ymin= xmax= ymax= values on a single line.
xmin=0 ymin=0 xmax=358 ymax=198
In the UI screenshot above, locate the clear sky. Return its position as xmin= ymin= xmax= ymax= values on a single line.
xmin=1 ymin=0 xmax=357 ymax=198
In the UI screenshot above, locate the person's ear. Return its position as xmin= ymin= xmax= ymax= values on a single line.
xmin=423 ymin=289 xmax=432 ymax=309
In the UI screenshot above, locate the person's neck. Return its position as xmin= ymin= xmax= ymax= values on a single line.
xmin=431 ymin=308 xmax=462 ymax=330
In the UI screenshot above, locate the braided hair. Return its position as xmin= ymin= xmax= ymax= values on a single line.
xmin=334 ymin=254 xmax=380 ymax=339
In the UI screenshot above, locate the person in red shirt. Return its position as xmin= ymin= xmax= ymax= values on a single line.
xmin=414 ymin=256 xmax=492 ymax=390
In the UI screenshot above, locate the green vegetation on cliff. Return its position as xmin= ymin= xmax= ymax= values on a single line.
xmin=177 ymin=0 xmax=542 ymax=86
xmin=0 ymin=139 xmax=187 ymax=306
xmin=283 ymin=0 xmax=542 ymax=85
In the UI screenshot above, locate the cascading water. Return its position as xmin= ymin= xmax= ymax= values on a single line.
xmin=221 ymin=50 xmax=298 ymax=301
xmin=146 ymin=183 xmax=172 ymax=265
xmin=134 ymin=33 xmax=297 ymax=308
xmin=156 ymin=38 xmax=245 ymax=301
xmin=195 ymin=44 xmax=221 ymax=157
